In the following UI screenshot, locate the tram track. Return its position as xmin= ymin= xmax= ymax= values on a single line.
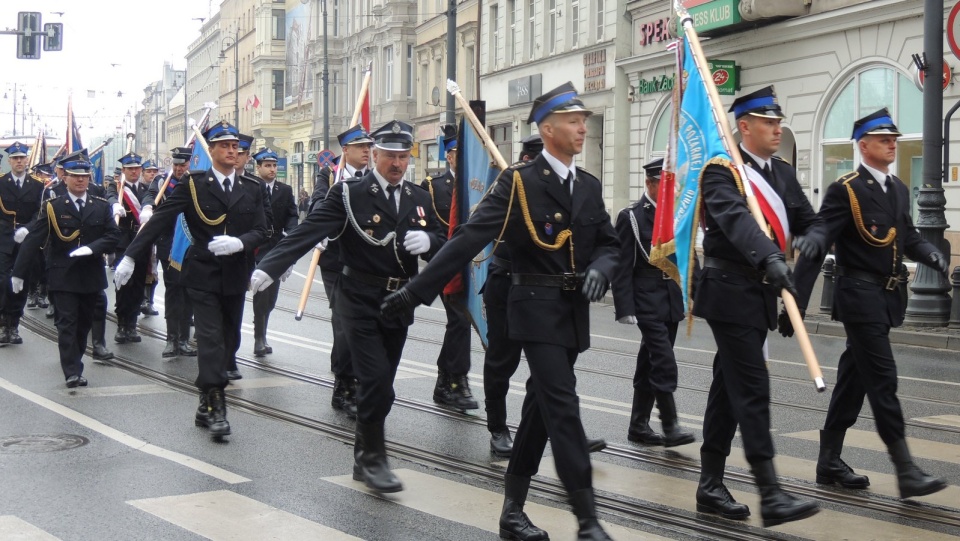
xmin=21 ymin=311 xmax=960 ymax=535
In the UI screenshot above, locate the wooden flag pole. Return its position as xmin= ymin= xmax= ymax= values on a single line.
xmin=446 ymin=79 xmax=508 ymax=171
xmin=295 ymin=63 xmax=373 ymax=321
xmin=675 ymin=2 xmax=825 ymax=392
xmin=154 ymin=105 xmax=215 ymax=206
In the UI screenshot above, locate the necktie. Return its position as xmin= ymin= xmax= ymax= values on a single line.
xmin=885 ymin=176 xmax=897 ymax=211
xmin=386 ymin=184 xmax=399 ymax=213
xmin=223 ymin=178 xmax=232 ymax=195
xmin=763 ymin=163 xmax=772 ymax=179
xmin=15 ymin=178 xmax=21 ymax=190
xmin=76 ymin=198 xmax=84 ymax=213
xmin=562 ymin=172 xmax=574 ymax=197
xmin=355 ymin=170 xmax=363 ymax=178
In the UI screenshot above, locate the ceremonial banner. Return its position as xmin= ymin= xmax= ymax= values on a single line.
xmin=89 ymin=148 xmax=104 ymax=186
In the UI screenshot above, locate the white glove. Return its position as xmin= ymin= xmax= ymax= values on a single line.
xmin=112 ymin=203 xmax=126 ymax=218
xmin=315 ymin=238 xmax=329 ymax=252
xmin=13 ymin=227 xmax=29 ymax=243
xmin=618 ymin=315 xmax=638 ymax=325
xmin=139 ymin=206 xmax=153 ymax=225
xmin=69 ymin=246 xmax=93 ymax=258
xmin=250 ymin=269 xmax=274 ymax=292
xmin=10 ymin=277 xmax=24 ymax=294
xmin=208 ymin=235 xmax=244 ymax=256
xmin=403 ymin=230 xmax=430 ymax=255
xmin=281 ymin=266 xmax=293 ymax=282
xmin=114 ymin=256 xmax=135 ymax=288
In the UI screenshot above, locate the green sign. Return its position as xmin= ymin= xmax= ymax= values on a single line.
xmin=707 ymin=59 xmax=739 ymax=95
xmin=636 ymin=74 xmax=676 ymax=95
xmin=689 ymin=0 xmax=741 ymax=32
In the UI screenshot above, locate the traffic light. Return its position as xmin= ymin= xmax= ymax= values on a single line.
xmin=43 ymin=23 xmax=62 ymax=51
xmin=17 ymin=12 xmax=42 ymax=59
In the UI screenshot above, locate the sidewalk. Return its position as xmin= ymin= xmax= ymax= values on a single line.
xmin=803 ymin=271 xmax=960 ymax=351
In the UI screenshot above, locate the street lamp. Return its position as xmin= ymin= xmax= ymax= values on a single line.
xmin=4 ymin=83 xmax=24 ymax=136
xmin=220 ymin=28 xmax=240 ymax=129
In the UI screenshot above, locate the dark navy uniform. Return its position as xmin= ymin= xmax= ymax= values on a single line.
xmin=792 ymin=111 xmax=947 ymax=498
xmin=421 ymin=166 xmax=475 ymax=409
xmin=13 ymin=190 xmax=120 ymax=384
xmin=0 ymin=168 xmax=45 ymax=343
xmin=612 ymin=185 xmax=694 ymax=447
xmin=252 ymin=148 xmax=299 ymax=357
xmin=121 ymin=168 xmax=267 ymax=393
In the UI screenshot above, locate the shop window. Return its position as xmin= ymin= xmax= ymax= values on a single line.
xmin=651 ymin=102 xmax=673 ymax=153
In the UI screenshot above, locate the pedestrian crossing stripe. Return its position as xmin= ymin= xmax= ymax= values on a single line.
xmin=530 ymin=457 xmax=944 ymax=539
xmin=325 ymin=468 xmax=671 ymax=540
xmin=784 ymin=429 xmax=960 ymax=465
xmin=128 ymin=490 xmax=363 ymax=540
xmin=0 ymin=516 xmax=61 ymax=541
xmin=914 ymin=415 xmax=960 ymax=429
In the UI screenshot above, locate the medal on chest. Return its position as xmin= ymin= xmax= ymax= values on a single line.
xmin=417 ymin=206 xmax=426 ymax=226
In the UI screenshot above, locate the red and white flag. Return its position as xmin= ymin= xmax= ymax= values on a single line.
xmin=739 ymin=165 xmax=790 ymax=251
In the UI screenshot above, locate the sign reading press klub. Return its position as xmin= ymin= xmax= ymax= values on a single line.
xmin=637 ymin=0 xmax=742 ymax=49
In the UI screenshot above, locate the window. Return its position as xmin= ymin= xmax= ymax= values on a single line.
xmin=384 ymin=46 xmax=394 ymax=100
xmin=596 ymin=0 xmax=605 ymax=41
xmin=272 ymin=9 xmax=285 ymax=40
xmin=331 ymin=71 xmax=339 ymax=115
xmin=333 ymin=0 xmax=339 ymax=37
xmin=548 ymin=0 xmax=557 ymax=54
xmin=406 ymin=45 xmax=414 ymax=98
xmin=465 ymin=46 xmax=475 ymax=98
xmin=571 ymin=0 xmax=580 ymax=48
xmin=272 ymin=70 xmax=284 ymax=110
xmin=490 ymin=123 xmax=513 ymax=162
xmin=490 ymin=5 xmax=500 ymax=69
xmin=528 ymin=0 xmax=536 ymax=60
xmin=820 ymin=66 xmax=922 ymax=214
xmin=508 ymin=0 xmax=519 ymax=64
xmin=651 ymin=102 xmax=673 ymax=153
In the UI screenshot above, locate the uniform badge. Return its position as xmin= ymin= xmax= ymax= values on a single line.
xmin=870 ymin=224 xmax=879 ymax=235
xmin=543 ymin=169 xmax=551 ymax=176
xmin=445 ymin=178 xmax=451 ymax=184
xmin=404 ymin=185 xmax=412 ymax=196
xmin=417 ymin=206 xmax=426 ymax=226
xmin=373 ymin=214 xmax=381 ymax=224
xmin=554 ymin=212 xmax=563 ymax=222
xmin=867 ymin=178 xmax=874 ymax=185
xmin=365 ymin=229 xmax=374 ymax=236
xmin=371 ymin=184 xmax=380 ymax=194
xmin=545 ymin=223 xmax=553 ymax=235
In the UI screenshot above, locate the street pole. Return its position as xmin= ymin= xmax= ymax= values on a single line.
xmin=905 ymin=0 xmax=951 ymax=325
xmin=12 ymin=83 xmax=17 ymax=137
xmin=322 ymin=0 xmax=329 ymax=149
xmin=21 ymin=95 xmax=26 ymax=137
xmin=445 ymin=0 xmax=457 ymax=129
xmin=234 ymin=28 xmax=240 ymax=130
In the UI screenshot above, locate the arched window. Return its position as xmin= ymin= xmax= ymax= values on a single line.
xmin=820 ymin=66 xmax=922 ymax=214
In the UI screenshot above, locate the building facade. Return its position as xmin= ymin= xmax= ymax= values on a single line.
xmin=183 ymin=14 xmax=222 ymax=146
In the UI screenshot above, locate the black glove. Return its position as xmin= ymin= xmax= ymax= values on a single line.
xmin=763 ymin=252 xmax=798 ymax=299
xmin=793 ymin=231 xmax=826 ymax=262
xmin=927 ymin=251 xmax=950 ymax=278
xmin=777 ymin=307 xmax=805 ymax=338
xmin=379 ymin=287 xmax=420 ymax=320
xmin=581 ymin=269 xmax=609 ymax=302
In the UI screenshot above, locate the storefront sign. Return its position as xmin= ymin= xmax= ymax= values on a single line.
xmin=290 ymin=152 xmax=303 ymax=165
xmin=690 ymin=0 xmax=741 ymax=32
xmin=508 ymin=74 xmax=542 ymax=106
xmin=707 ymin=59 xmax=738 ymax=95
xmin=639 ymin=17 xmax=672 ymax=47
xmin=635 ymin=74 xmax=676 ymax=95
xmin=583 ymin=50 xmax=607 ymax=92
xmin=276 ymin=157 xmax=287 ymax=180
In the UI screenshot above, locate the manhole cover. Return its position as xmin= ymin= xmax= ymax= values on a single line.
xmin=0 ymin=434 xmax=89 ymax=454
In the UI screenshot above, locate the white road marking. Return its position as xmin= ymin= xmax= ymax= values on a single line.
xmin=0 ymin=516 xmax=61 ymax=541
xmin=0 ymin=377 xmax=249 ymax=485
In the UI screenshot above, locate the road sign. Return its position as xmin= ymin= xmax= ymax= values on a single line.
xmin=949 ymin=2 xmax=960 ymax=61
xmin=916 ymin=58 xmax=952 ymax=91
xmin=16 ymin=12 xmax=41 ymax=59
xmin=43 ymin=23 xmax=62 ymax=51
xmin=317 ymin=149 xmax=336 ymax=167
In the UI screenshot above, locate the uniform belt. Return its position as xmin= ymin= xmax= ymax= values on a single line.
xmin=834 ymin=265 xmax=899 ymax=291
xmin=342 ymin=266 xmax=409 ymax=292
xmin=491 ymin=256 xmax=512 ymax=269
xmin=636 ymin=268 xmax=672 ymax=280
xmin=703 ymin=256 xmax=764 ymax=281
xmin=511 ymin=273 xmax=581 ymax=291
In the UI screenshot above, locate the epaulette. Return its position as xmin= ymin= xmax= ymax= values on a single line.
xmin=89 ymin=195 xmax=107 ymax=203
xmin=241 ymin=172 xmax=261 ymax=184
xmin=28 ymin=174 xmax=44 ymax=183
xmin=772 ymin=155 xmax=791 ymax=165
xmin=424 ymin=175 xmax=433 ymax=182
xmin=408 ymin=181 xmax=429 ymax=193
xmin=577 ymin=168 xmax=600 ymax=182
xmin=508 ymin=160 xmax=536 ymax=172
xmin=837 ymin=170 xmax=859 ymax=185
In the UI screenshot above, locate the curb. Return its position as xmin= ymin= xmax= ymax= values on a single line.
xmin=803 ymin=319 xmax=960 ymax=351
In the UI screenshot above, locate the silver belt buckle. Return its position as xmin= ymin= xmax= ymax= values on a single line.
xmin=385 ymin=277 xmax=402 ymax=291
xmin=884 ymin=276 xmax=898 ymax=290
xmin=561 ymin=273 xmax=578 ymax=291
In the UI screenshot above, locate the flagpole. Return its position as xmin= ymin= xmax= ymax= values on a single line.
xmin=294 ymin=62 xmax=373 ymax=321
xmin=153 ymin=105 xmax=215 ymax=206
xmin=675 ymin=2 xmax=825 ymax=392
xmin=446 ymin=79 xmax=508 ymax=170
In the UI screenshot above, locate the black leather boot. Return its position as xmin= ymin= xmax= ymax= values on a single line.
xmin=7 ymin=315 xmax=22 ymax=344
xmin=569 ymin=489 xmax=612 ymax=540
xmin=177 ymin=317 xmax=197 ymax=356
xmin=45 ymin=302 xmax=55 ymax=318
xmin=37 ymin=284 xmax=49 ymax=308
xmin=586 ymin=439 xmax=607 ymax=453
xmin=195 ymin=392 xmax=211 ymax=427
xmin=206 ymin=388 xmax=231 ymax=438
xmin=114 ymin=324 xmax=130 ymax=344
xmin=91 ymin=319 xmax=113 ymax=360
xmin=434 ymin=371 xmax=479 ymax=411
xmin=353 ymin=422 xmax=403 ymax=493
xmin=752 ymin=460 xmax=818 ymax=527
xmin=27 ymin=286 xmax=39 ymax=308
xmin=627 ymin=392 xmax=664 ymax=445
xmin=498 ymin=474 xmax=549 ymax=541
xmin=262 ymin=313 xmax=273 ymax=354
xmin=331 ymin=376 xmax=358 ymax=417
xmin=253 ymin=313 xmax=268 ymax=357
xmin=163 ymin=320 xmax=179 ymax=358
xmin=0 ymin=315 xmax=10 ymax=344
xmin=816 ymin=429 xmax=869 ymax=488
xmin=141 ymin=284 xmax=159 ymax=315
xmin=888 ymin=438 xmax=946 ymax=498
xmin=126 ymin=320 xmax=142 ymax=343
xmin=655 ymin=392 xmax=695 ymax=447
xmin=487 ymin=399 xmax=514 ymax=458
xmin=695 ymin=452 xmax=750 ymax=519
